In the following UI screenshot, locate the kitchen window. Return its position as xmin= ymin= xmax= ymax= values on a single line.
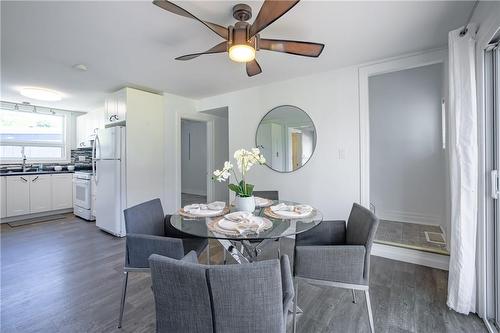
xmin=0 ymin=108 xmax=68 ymax=162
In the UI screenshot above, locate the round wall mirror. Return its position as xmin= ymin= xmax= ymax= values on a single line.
xmin=255 ymin=105 xmax=317 ymax=173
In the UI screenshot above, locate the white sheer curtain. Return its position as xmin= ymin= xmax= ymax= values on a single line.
xmin=447 ymin=25 xmax=478 ymax=314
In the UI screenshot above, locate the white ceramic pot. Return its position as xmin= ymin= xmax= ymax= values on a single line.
xmin=234 ymin=196 xmax=256 ymax=212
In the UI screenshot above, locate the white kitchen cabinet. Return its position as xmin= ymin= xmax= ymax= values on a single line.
xmin=6 ymin=176 xmax=30 ymax=217
xmin=77 ymin=107 xmax=106 ymax=147
xmin=105 ymin=88 xmax=127 ymax=125
xmin=0 ymin=177 xmax=6 ymax=218
xmin=29 ymin=175 xmax=52 ymax=213
xmin=51 ymin=174 xmax=73 ymax=209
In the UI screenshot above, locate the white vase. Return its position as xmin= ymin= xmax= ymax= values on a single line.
xmin=234 ymin=196 xmax=256 ymax=212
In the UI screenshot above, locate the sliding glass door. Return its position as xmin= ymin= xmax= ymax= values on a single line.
xmin=495 ymin=43 xmax=500 ymax=330
xmin=489 ymin=42 xmax=500 ymax=330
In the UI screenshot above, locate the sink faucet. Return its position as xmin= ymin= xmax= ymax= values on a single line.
xmin=21 ymin=148 xmax=27 ymax=172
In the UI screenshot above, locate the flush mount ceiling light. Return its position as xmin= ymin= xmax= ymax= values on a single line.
xmin=153 ymin=1 xmax=325 ymax=77
xmin=19 ymin=87 xmax=62 ymax=101
xmin=229 ymin=44 xmax=255 ymax=63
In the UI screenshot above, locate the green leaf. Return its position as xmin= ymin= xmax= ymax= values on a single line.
xmin=228 ymin=183 xmax=241 ymax=195
xmin=246 ymin=183 xmax=254 ymax=196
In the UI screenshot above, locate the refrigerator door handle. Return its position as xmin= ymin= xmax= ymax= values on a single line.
xmin=95 ymin=135 xmax=101 ymax=185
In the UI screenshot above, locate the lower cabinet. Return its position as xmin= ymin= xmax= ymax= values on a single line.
xmin=29 ymin=175 xmax=52 ymax=213
xmin=6 ymin=176 xmax=30 ymax=217
xmin=3 ymin=173 xmax=74 ymax=218
xmin=0 ymin=177 xmax=6 ymax=218
xmin=52 ymin=174 xmax=73 ymax=209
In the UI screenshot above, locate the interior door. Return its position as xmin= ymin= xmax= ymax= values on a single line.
xmin=271 ymin=123 xmax=283 ymax=170
xmin=291 ymin=132 xmax=303 ymax=170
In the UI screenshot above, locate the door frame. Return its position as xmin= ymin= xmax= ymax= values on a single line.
xmin=358 ymin=48 xmax=451 ymax=268
xmin=175 ymin=112 xmax=215 ymax=209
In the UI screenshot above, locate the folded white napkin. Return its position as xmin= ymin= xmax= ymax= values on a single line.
xmin=255 ymin=196 xmax=272 ymax=207
xmin=184 ymin=201 xmax=225 ymax=216
xmin=218 ymin=212 xmax=266 ymax=234
xmin=270 ymin=203 xmax=313 ymax=217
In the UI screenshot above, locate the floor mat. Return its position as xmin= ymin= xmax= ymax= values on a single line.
xmin=7 ymin=214 xmax=68 ymax=227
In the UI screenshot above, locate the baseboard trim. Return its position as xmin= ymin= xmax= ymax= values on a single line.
xmin=0 ymin=209 xmax=73 ymax=224
xmin=371 ymin=243 xmax=450 ymax=270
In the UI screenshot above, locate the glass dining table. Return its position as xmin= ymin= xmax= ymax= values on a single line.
xmin=170 ymin=201 xmax=323 ymax=263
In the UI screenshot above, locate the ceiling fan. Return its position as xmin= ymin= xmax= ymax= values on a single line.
xmin=153 ymin=0 xmax=325 ymax=77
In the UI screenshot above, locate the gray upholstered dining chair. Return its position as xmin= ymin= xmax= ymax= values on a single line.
xmin=253 ymin=190 xmax=279 ymax=201
xmin=292 ymin=203 xmax=379 ymax=333
xmin=149 ymin=253 xmax=294 ymax=333
xmin=118 ymin=198 xmax=208 ymax=328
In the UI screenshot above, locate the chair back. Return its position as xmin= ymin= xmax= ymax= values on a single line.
xmin=346 ymin=203 xmax=379 ymax=282
xmin=253 ymin=190 xmax=279 ymax=201
xmin=149 ymin=255 xmax=286 ymax=333
xmin=346 ymin=203 xmax=379 ymax=247
xmin=123 ymin=198 xmax=164 ymax=236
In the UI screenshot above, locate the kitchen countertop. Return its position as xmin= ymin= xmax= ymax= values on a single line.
xmin=0 ymin=170 xmax=75 ymax=177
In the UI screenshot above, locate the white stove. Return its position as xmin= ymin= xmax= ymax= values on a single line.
xmin=73 ymin=171 xmax=96 ymax=221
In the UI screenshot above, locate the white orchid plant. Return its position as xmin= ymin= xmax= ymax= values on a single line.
xmin=213 ymin=148 xmax=266 ymax=198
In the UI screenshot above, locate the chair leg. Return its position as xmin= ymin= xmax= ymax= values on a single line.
xmin=206 ymin=242 xmax=210 ymax=265
xmin=351 ymin=289 xmax=357 ymax=303
xmin=364 ymin=290 xmax=375 ymax=333
xmin=277 ymin=238 xmax=281 ymax=259
xmin=117 ymin=271 xmax=128 ymax=328
xmin=223 ymin=248 xmax=227 ymax=265
xmin=293 ymin=279 xmax=298 ymax=333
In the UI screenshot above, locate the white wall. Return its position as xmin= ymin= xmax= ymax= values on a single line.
xmin=203 ymin=109 xmax=229 ymax=204
xmin=197 ymin=66 xmax=360 ymax=220
xmin=369 ymin=63 xmax=447 ymax=228
xmin=181 ymin=120 xmax=207 ymax=196
xmin=126 ymin=88 xmax=165 ymax=208
xmin=163 ymin=92 xmax=198 ymax=213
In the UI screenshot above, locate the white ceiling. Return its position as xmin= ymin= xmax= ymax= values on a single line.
xmin=1 ymin=1 xmax=473 ymax=111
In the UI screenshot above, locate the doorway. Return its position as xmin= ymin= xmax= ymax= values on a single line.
xmin=359 ymin=50 xmax=450 ymax=267
xmin=181 ymin=119 xmax=207 ymax=207
xmin=368 ymin=63 xmax=449 ymax=255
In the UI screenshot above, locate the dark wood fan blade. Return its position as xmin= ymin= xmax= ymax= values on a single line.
xmin=153 ymin=0 xmax=228 ymax=39
xmin=249 ymin=0 xmax=300 ymax=37
xmin=175 ymin=41 xmax=227 ymax=60
xmin=259 ymin=39 xmax=324 ymax=57
xmin=246 ymin=59 xmax=262 ymax=77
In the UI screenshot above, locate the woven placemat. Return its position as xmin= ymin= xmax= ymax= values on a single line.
xmin=178 ymin=206 xmax=230 ymax=219
xmin=207 ymin=217 xmax=273 ymax=236
xmin=263 ymin=207 xmax=315 ymax=220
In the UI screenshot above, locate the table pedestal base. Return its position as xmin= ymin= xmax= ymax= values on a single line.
xmin=217 ymin=238 xmax=279 ymax=263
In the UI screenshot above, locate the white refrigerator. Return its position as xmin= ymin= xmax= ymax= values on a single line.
xmin=94 ymin=126 xmax=127 ymax=237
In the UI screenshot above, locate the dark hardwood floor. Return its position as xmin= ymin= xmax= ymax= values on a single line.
xmin=0 ymin=215 xmax=486 ymax=333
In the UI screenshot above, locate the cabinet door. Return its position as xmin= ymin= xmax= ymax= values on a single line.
xmin=29 ymin=175 xmax=52 ymax=213
xmin=52 ymin=174 xmax=73 ymax=210
xmin=105 ymin=95 xmax=117 ymax=124
xmin=0 ymin=177 xmax=6 ymax=218
xmin=115 ymin=88 xmax=127 ymax=121
xmin=6 ymin=176 xmax=30 ymax=217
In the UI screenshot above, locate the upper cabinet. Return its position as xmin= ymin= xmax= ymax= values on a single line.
xmin=76 ymin=107 xmax=105 ymax=147
xmin=105 ymin=88 xmax=127 ymax=126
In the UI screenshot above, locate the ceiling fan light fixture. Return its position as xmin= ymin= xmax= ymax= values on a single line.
xmin=229 ymin=44 xmax=255 ymax=63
